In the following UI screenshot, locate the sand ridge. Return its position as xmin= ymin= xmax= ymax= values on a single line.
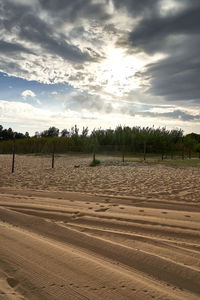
xmin=0 ymin=154 xmax=200 ymax=299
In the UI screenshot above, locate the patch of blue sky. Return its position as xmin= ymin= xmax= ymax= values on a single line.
xmin=0 ymin=72 xmax=73 ymax=103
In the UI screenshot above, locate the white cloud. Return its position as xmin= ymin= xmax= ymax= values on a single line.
xmin=0 ymin=99 xmax=99 ymax=134
xmin=51 ymin=91 xmax=58 ymax=95
xmin=0 ymin=99 xmax=199 ymax=135
xmin=21 ymin=89 xmax=36 ymax=98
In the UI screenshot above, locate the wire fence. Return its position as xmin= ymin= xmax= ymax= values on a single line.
xmin=0 ymin=141 xmax=199 ymax=173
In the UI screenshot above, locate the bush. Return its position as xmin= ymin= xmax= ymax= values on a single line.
xmin=89 ymin=159 xmax=100 ymax=167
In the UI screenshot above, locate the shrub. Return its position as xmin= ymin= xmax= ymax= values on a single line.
xmin=89 ymin=159 xmax=100 ymax=167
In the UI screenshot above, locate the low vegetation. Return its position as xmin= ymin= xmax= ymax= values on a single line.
xmin=89 ymin=159 xmax=101 ymax=167
xmin=0 ymin=125 xmax=200 ymax=161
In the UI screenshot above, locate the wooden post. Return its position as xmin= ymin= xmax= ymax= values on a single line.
xmin=182 ymin=149 xmax=184 ymax=160
xmin=52 ymin=142 xmax=55 ymax=168
xmin=122 ymin=145 xmax=125 ymax=163
xmin=121 ymin=132 xmax=125 ymax=163
xmin=182 ymin=138 xmax=184 ymax=160
xmin=93 ymin=142 xmax=96 ymax=162
xmin=93 ymin=148 xmax=96 ymax=162
xmin=92 ymin=135 xmax=97 ymax=163
xmin=12 ymin=139 xmax=15 ymax=173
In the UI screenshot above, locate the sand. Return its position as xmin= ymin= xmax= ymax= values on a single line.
xmin=0 ymin=154 xmax=200 ymax=299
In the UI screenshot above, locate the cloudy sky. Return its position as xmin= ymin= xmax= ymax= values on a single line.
xmin=0 ymin=0 xmax=199 ymax=134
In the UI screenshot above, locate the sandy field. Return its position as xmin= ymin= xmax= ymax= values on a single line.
xmin=0 ymin=154 xmax=200 ymax=299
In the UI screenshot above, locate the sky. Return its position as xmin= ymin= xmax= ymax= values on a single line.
xmin=0 ymin=0 xmax=200 ymax=135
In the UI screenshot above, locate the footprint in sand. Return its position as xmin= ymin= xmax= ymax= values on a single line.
xmin=184 ymin=215 xmax=191 ymax=218
xmin=119 ymin=207 xmax=124 ymax=209
xmin=162 ymin=211 xmax=168 ymax=214
xmin=95 ymin=208 xmax=109 ymax=212
xmin=7 ymin=277 xmax=19 ymax=288
xmin=139 ymin=210 xmax=144 ymax=212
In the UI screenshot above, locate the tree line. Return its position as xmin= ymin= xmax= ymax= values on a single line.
xmin=0 ymin=124 xmax=200 ymax=158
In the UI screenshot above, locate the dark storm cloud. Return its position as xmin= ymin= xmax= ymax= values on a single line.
xmin=18 ymin=14 xmax=93 ymax=63
xmin=0 ymin=40 xmax=33 ymax=55
xmin=38 ymin=0 xmax=110 ymax=22
xmin=0 ymin=0 xmax=102 ymax=64
xmin=113 ymin=0 xmax=160 ymax=15
xmin=117 ymin=0 xmax=200 ymax=105
xmin=144 ymin=51 xmax=200 ymax=103
xmin=128 ymin=3 xmax=200 ymax=54
xmin=140 ymin=110 xmax=200 ymax=122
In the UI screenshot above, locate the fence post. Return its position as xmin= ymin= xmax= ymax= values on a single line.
xmin=93 ymin=142 xmax=96 ymax=162
xmin=122 ymin=145 xmax=125 ymax=163
xmin=93 ymin=147 xmax=96 ymax=162
xmin=92 ymin=135 xmax=98 ymax=162
xmin=12 ymin=138 xmax=15 ymax=173
xmin=52 ymin=142 xmax=55 ymax=168
xmin=143 ymin=140 xmax=146 ymax=161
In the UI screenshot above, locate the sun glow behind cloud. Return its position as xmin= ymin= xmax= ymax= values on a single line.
xmin=93 ymin=47 xmax=166 ymax=99
xmin=99 ymin=48 xmax=141 ymax=96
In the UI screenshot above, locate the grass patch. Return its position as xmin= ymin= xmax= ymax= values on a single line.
xmin=160 ymin=158 xmax=200 ymax=168
xmin=89 ymin=159 xmax=101 ymax=167
xmin=126 ymin=156 xmax=200 ymax=167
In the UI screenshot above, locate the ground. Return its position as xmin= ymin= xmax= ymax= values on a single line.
xmin=0 ymin=154 xmax=200 ymax=299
